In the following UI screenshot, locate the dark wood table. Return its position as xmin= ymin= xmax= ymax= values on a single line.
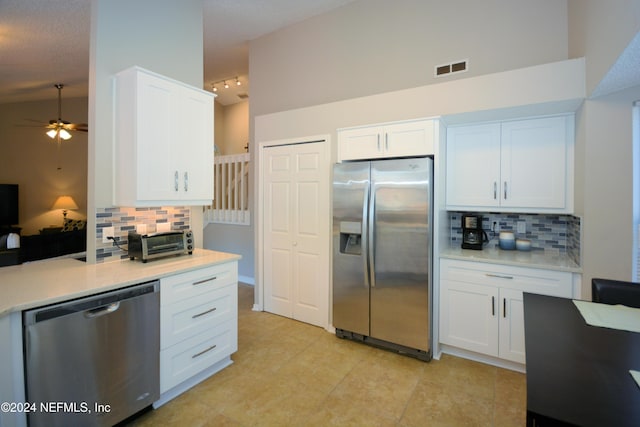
xmin=524 ymin=293 xmax=640 ymax=427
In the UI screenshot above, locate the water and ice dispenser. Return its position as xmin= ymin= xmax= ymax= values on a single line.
xmin=339 ymin=221 xmax=362 ymax=255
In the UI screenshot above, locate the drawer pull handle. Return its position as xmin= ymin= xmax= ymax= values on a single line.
xmin=192 ymin=344 xmax=217 ymax=359
xmin=192 ymin=307 xmax=217 ymax=319
xmin=486 ymin=273 xmax=513 ymax=280
xmin=193 ymin=276 xmax=217 ymax=286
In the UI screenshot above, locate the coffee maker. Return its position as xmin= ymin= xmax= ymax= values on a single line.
xmin=461 ymin=214 xmax=488 ymax=250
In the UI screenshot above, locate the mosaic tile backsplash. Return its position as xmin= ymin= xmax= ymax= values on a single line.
xmin=95 ymin=206 xmax=191 ymax=262
xmin=449 ymin=212 xmax=581 ymax=265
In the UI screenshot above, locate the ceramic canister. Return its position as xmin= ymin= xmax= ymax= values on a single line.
xmin=499 ymin=231 xmax=516 ymax=250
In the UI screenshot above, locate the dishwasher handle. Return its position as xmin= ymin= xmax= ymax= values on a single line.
xmin=24 ymin=280 xmax=159 ymax=325
xmin=84 ymin=302 xmax=120 ymax=319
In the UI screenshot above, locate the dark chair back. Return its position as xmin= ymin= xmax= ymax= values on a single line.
xmin=591 ymin=278 xmax=640 ymax=308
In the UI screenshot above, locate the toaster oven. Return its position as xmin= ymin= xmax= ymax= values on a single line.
xmin=128 ymin=230 xmax=193 ymax=262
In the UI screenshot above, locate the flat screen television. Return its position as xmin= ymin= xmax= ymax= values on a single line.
xmin=0 ymin=184 xmax=19 ymax=226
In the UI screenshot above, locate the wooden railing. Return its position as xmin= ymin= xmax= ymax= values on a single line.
xmin=204 ymin=153 xmax=250 ymax=226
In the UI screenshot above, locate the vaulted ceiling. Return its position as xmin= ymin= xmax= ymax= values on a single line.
xmin=0 ymin=0 xmax=355 ymax=105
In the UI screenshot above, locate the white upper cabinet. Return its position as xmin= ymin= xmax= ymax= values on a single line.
xmin=338 ymin=118 xmax=436 ymax=161
xmin=114 ymin=66 xmax=214 ymax=206
xmin=445 ymin=123 xmax=501 ymax=207
xmin=446 ymin=115 xmax=574 ymax=213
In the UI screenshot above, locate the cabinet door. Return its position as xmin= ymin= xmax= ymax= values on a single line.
xmin=498 ymin=287 xmax=526 ymax=364
xmin=446 ymin=123 xmax=501 ymax=208
xmin=383 ymin=119 xmax=434 ymax=157
xmin=338 ymin=126 xmax=384 ymax=161
xmin=500 ymin=116 xmax=567 ymax=209
xmin=173 ymin=84 xmax=214 ymax=202
xmin=115 ymin=67 xmax=214 ymax=206
xmin=440 ymin=279 xmax=499 ymax=357
xmin=136 ymin=71 xmax=178 ymax=202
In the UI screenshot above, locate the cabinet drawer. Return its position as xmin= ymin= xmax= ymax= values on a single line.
xmin=160 ymin=319 xmax=237 ymax=393
xmin=161 ymin=283 xmax=235 ymax=349
xmin=441 ymin=259 xmax=572 ymax=297
xmin=161 ymin=263 xmax=236 ymax=305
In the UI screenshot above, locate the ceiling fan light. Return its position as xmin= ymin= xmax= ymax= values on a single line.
xmin=46 ymin=129 xmax=57 ymax=139
xmin=59 ymin=129 xmax=72 ymax=140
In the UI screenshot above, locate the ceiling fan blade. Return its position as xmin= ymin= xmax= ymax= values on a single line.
xmin=64 ymin=123 xmax=89 ymax=131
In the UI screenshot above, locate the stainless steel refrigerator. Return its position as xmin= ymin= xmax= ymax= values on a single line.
xmin=332 ymin=157 xmax=433 ymax=361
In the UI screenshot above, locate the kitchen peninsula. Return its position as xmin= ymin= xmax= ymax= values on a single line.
xmin=0 ymin=249 xmax=240 ymax=427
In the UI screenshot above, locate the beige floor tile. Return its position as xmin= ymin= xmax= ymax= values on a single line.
xmin=125 ymin=283 xmax=528 ymax=426
xmin=400 ymin=379 xmax=494 ymax=427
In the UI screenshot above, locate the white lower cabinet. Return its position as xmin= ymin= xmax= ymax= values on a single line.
xmin=157 ymin=262 xmax=238 ymax=405
xmin=439 ymin=258 xmax=571 ymax=364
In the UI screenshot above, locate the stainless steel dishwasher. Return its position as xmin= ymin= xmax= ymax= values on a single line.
xmin=23 ymin=280 xmax=160 ymax=427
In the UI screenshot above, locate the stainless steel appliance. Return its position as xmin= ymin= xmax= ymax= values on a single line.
xmin=333 ymin=157 xmax=433 ymax=361
xmin=461 ymin=214 xmax=487 ymax=250
xmin=23 ymin=281 xmax=160 ymax=427
xmin=128 ymin=230 xmax=193 ymax=262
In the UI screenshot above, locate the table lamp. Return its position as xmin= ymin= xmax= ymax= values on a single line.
xmin=51 ymin=195 xmax=78 ymax=222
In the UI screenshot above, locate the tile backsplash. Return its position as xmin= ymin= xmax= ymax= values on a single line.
xmin=95 ymin=206 xmax=191 ymax=262
xmin=449 ymin=212 xmax=581 ymax=265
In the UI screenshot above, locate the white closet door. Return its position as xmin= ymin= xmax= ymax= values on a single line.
xmin=263 ymin=140 xmax=329 ymax=327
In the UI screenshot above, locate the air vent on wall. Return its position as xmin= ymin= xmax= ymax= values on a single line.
xmin=435 ymin=59 xmax=468 ymax=77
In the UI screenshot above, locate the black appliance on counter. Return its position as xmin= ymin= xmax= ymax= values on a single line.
xmin=461 ymin=214 xmax=488 ymax=250
xmin=128 ymin=230 xmax=193 ymax=262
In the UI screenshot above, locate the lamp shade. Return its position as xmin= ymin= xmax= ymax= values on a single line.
xmin=51 ymin=195 xmax=78 ymax=211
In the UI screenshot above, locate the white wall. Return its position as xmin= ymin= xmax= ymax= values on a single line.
xmin=88 ymin=0 xmax=205 ymax=262
xmin=579 ymin=88 xmax=640 ymax=289
xmin=255 ymin=60 xmax=584 ymax=156
xmin=221 ymin=101 xmax=249 ymax=155
xmin=250 ymin=0 xmax=569 ymax=116
xmin=568 ymin=0 xmax=640 ymax=292
xmin=0 ymin=98 xmax=88 ymax=235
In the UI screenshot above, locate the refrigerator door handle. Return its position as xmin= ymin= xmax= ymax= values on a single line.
xmin=361 ymin=184 xmax=370 ymax=288
xmin=368 ymin=184 xmax=376 ymax=288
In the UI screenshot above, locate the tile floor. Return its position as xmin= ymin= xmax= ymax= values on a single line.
xmin=129 ymin=283 xmax=527 ymax=426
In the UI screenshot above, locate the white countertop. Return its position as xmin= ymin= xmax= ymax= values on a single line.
xmin=0 ymin=249 xmax=241 ymax=316
xmin=440 ymin=246 xmax=581 ymax=272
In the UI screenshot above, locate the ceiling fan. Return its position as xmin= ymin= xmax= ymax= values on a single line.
xmin=43 ymin=83 xmax=88 ymax=142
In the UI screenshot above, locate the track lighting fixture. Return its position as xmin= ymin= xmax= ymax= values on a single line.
xmin=210 ymin=76 xmax=243 ymax=92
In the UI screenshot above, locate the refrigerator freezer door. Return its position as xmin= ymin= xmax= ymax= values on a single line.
xmin=332 ymin=162 xmax=370 ymax=336
xmin=370 ymin=158 xmax=432 ymax=352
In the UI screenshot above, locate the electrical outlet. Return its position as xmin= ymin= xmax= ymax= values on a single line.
xmin=102 ymin=226 xmax=114 ymax=243
xmin=517 ymin=221 xmax=526 ymax=234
